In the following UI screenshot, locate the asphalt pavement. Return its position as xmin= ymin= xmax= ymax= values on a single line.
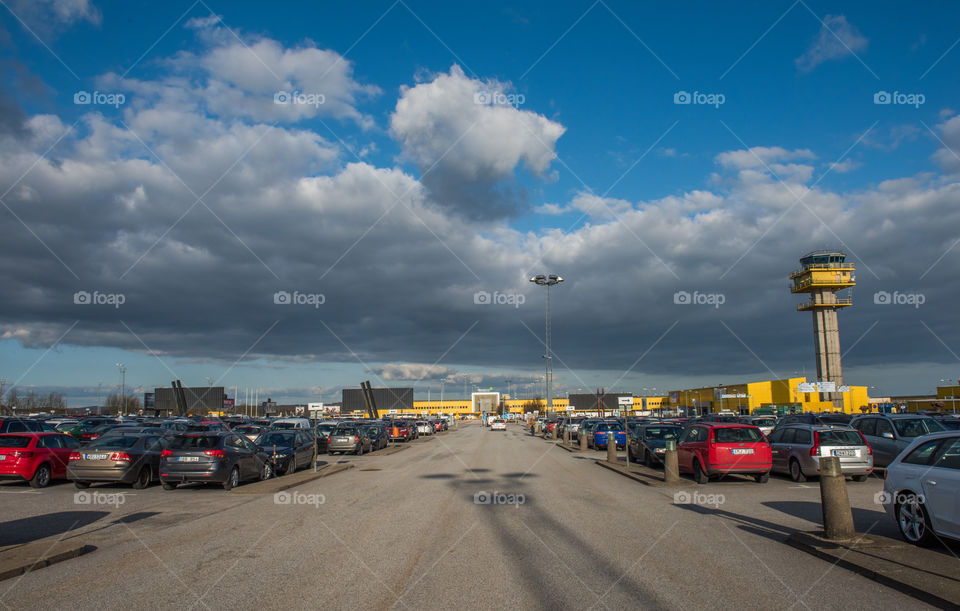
xmin=0 ymin=422 xmax=932 ymax=610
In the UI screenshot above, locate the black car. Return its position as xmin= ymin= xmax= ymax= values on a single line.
xmin=160 ymin=433 xmax=269 ymax=490
xmin=68 ymin=429 xmax=169 ymax=489
xmin=628 ymin=424 xmax=683 ymax=467
xmin=254 ymin=430 xmax=316 ymax=476
xmin=360 ymin=424 xmax=388 ymax=451
xmin=0 ymin=418 xmax=58 ymax=434
xmin=773 ymin=413 xmax=849 ymax=429
xmin=315 ymin=422 xmax=339 ymax=452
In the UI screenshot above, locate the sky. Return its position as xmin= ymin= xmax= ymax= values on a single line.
xmin=1 ymin=0 xmax=960 ymax=407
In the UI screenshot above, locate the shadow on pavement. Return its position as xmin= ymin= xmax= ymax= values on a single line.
xmin=0 ymin=510 xmax=109 ymax=546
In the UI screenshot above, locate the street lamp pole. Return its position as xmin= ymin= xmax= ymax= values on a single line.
xmin=530 ymin=274 xmax=564 ymax=413
xmin=116 ymin=363 xmax=126 ymax=415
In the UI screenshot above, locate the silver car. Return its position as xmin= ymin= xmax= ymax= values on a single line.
xmin=850 ymin=414 xmax=946 ymax=468
xmin=767 ymin=425 xmax=873 ymax=482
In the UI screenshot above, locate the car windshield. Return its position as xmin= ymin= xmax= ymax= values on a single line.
xmin=168 ymin=435 xmax=220 ymax=449
xmin=256 ymin=432 xmax=296 ymax=446
xmin=318 ymin=424 xmax=338 ymax=432
xmin=0 ymin=435 xmax=32 ymax=448
xmin=89 ymin=436 xmax=141 ymax=449
xmin=644 ymin=427 xmax=681 ymax=440
xmin=713 ymin=427 xmax=763 ymax=443
xmin=234 ymin=426 xmax=262 ymax=434
xmin=818 ymin=430 xmax=863 ymax=446
xmin=596 ymin=422 xmax=620 ymax=432
xmin=272 ymin=423 xmax=298 ymax=429
xmin=893 ymin=418 xmax=945 ymax=437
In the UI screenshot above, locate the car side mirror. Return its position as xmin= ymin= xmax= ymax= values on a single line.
xmin=882 ymin=432 xmax=895 ymax=439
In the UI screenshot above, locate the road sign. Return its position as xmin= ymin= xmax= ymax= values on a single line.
xmin=797 ymin=383 xmax=817 ymax=393
xmin=617 ymin=396 xmax=633 ymax=406
xmin=818 ymin=382 xmax=836 ymax=392
xmin=838 ymin=385 xmax=850 ymax=392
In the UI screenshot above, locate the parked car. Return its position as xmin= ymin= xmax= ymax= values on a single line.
xmin=315 ymin=422 xmax=340 ymax=450
xmin=677 ymin=423 xmax=772 ymax=483
xmin=388 ymin=420 xmax=417 ymax=442
xmin=159 ymin=433 xmax=269 ymax=490
xmin=767 ymin=425 xmax=873 ymax=482
xmin=77 ymin=422 xmax=143 ymax=445
xmin=416 ymin=420 xmax=435 ymax=436
xmin=490 ymin=418 xmax=506 ymax=431
xmin=0 ymin=418 xmax=58 ymax=434
xmin=327 ymin=425 xmax=372 ymax=455
xmin=0 ymin=432 xmax=81 ymax=487
xmin=270 ymin=417 xmax=313 ymax=430
xmin=739 ymin=416 xmax=777 ymax=436
xmin=361 ymin=424 xmax=389 ymax=451
xmin=589 ymin=421 xmax=626 ymax=450
xmin=881 ymin=431 xmax=960 ymax=546
xmin=254 ymin=430 xmax=315 ymax=476
xmin=629 ymin=424 xmax=682 ymax=467
xmin=233 ymin=425 xmax=267 ymax=442
xmin=67 ymin=430 xmax=168 ymax=489
xmin=850 ymin=414 xmax=946 ymax=468
xmin=576 ymin=419 xmax=602 ymax=442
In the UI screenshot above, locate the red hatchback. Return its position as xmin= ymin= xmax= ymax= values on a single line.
xmin=0 ymin=433 xmax=81 ymax=488
xmin=677 ymin=423 xmax=772 ymax=483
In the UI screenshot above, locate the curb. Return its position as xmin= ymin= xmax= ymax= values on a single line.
xmin=0 ymin=540 xmax=94 ymax=582
xmin=594 ymin=460 xmax=684 ymax=488
xmin=786 ymin=531 xmax=960 ymax=608
xmin=230 ymin=463 xmax=354 ymax=495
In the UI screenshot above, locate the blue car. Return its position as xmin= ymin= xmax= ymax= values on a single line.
xmin=590 ymin=421 xmax=627 ymax=450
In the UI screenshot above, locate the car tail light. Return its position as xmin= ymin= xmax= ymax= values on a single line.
xmin=857 ymin=431 xmax=873 ymax=455
xmin=10 ymin=450 xmax=34 ymax=458
xmin=203 ymin=449 xmax=226 ymax=458
xmin=354 ymin=436 xmax=359 ymax=442
xmin=109 ymin=452 xmax=132 ymax=462
xmin=810 ymin=431 xmax=821 ymax=457
xmin=161 ymin=450 xmax=173 ymax=457
xmin=69 ymin=452 xmax=82 ymax=461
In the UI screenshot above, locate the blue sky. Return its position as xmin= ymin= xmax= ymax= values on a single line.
xmin=2 ymin=0 xmax=960 ymax=407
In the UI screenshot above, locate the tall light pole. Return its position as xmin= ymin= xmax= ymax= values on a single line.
xmin=116 ymin=363 xmax=126 ymax=414
xmin=530 ymin=274 xmax=564 ymax=412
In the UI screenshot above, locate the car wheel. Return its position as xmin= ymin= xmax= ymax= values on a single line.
xmin=132 ymin=466 xmax=152 ymax=489
xmin=852 ymin=474 xmax=868 ymax=483
xmin=162 ymin=482 xmax=177 ymax=490
xmin=74 ymin=480 xmax=91 ymax=489
xmin=356 ymin=444 xmax=363 ymax=456
xmin=29 ymin=463 xmax=52 ymax=489
xmin=896 ymin=493 xmax=936 ymax=546
xmin=754 ymin=472 xmax=770 ymax=483
xmin=262 ymin=463 xmax=273 ymax=480
xmin=285 ymin=459 xmax=296 ymax=476
xmin=789 ymin=459 xmax=806 ymax=483
xmin=223 ymin=467 xmax=240 ymax=491
xmin=644 ymin=452 xmax=655 ymax=469
xmin=693 ymin=459 xmax=709 ymax=484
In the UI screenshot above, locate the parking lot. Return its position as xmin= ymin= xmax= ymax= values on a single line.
xmin=0 ymin=420 xmax=933 ymax=610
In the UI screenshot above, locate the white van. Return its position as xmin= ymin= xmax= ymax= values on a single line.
xmin=270 ymin=417 xmax=313 ymax=430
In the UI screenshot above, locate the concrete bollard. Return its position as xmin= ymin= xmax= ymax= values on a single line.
xmin=607 ymin=433 xmax=618 ymax=464
xmin=663 ymin=443 xmax=680 ymax=484
xmin=563 ymin=428 xmax=570 ymax=446
xmin=819 ymin=456 xmax=857 ymax=540
xmin=579 ymin=431 xmax=588 ymax=452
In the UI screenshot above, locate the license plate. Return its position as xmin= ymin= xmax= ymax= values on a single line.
xmin=336 ymin=437 xmax=349 ymax=442
xmin=178 ymin=456 xmax=200 ymax=462
xmin=84 ymin=453 xmax=109 ymax=460
xmin=832 ymin=449 xmax=857 ymax=457
xmin=731 ymin=448 xmax=754 ymax=455
xmin=0 ymin=454 xmax=5 ymax=461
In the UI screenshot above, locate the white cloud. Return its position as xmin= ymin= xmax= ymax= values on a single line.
xmin=373 ymin=363 xmax=457 ymax=381
xmin=715 ymin=147 xmax=815 ymax=170
xmin=795 ymin=15 xmax=868 ymax=72
xmin=932 ymin=115 xmax=960 ymax=174
xmin=827 ymin=159 xmax=861 ymax=173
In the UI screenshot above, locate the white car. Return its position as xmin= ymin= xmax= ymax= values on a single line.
xmin=882 ymin=431 xmax=960 ymax=546
xmin=416 ymin=420 xmax=434 ymax=435
xmin=490 ymin=419 xmax=506 ymax=431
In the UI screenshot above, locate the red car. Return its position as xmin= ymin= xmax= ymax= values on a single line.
xmin=0 ymin=432 xmax=81 ymax=488
xmin=677 ymin=423 xmax=772 ymax=483
xmin=389 ymin=420 xmax=416 ymax=442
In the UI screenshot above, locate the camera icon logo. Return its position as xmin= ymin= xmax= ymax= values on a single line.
xmin=873 ymin=291 xmax=891 ymax=305
xmin=74 ymin=491 xmax=92 ymax=504
xmin=74 ymin=91 xmax=91 ymax=105
xmin=73 ymin=290 xmax=91 ymax=304
xmin=274 ymin=91 xmax=290 ymax=104
xmin=673 ymin=91 xmax=691 ymax=105
xmin=673 ymin=491 xmax=692 ymax=504
xmin=673 ymin=290 xmax=691 ymax=305
xmin=473 ymin=291 xmax=491 ymax=305
xmin=274 ymin=491 xmax=292 ymax=504
xmin=474 ymin=490 xmax=491 ymax=504
xmin=473 ymin=91 xmax=492 ymax=105
xmin=273 ymin=291 xmax=291 ymax=305
xmin=874 ymin=491 xmax=891 ymax=505
xmin=873 ymin=91 xmax=891 ymax=105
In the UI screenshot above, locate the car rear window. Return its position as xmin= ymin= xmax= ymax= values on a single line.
xmin=334 ymin=427 xmax=357 ymax=435
xmin=90 ymin=436 xmax=142 ymax=449
xmin=168 ymin=435 xmax=220 ymax=449
xmin=644 ymin=427 xmax=680 ymax=440
xmin=713 ymin=427 xmax=763 ymax=443
xmin=818 ymin=430 xmax=864 ymax=446
xmin=0 ymin=435 xmax=32 ymax=448
xmin=256 ymin=433 xmax=295 ymax=446
xmin=893 ymin=418 xmax=945 ymax=437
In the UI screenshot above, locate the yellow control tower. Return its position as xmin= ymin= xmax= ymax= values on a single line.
xmin=790 ymin=251 xmax=855 ymax=400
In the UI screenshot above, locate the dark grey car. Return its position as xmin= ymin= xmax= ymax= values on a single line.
xmin=850 ymin=414 xmax=946 ymax=468
xmin=629 ymin=424 xmax=682 ymax=467
xmin=160 ymin=433 xmax=269 ymax=490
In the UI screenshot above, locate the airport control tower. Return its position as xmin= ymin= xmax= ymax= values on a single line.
xmin=790 ymin=251 xmax=855 ymax=403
